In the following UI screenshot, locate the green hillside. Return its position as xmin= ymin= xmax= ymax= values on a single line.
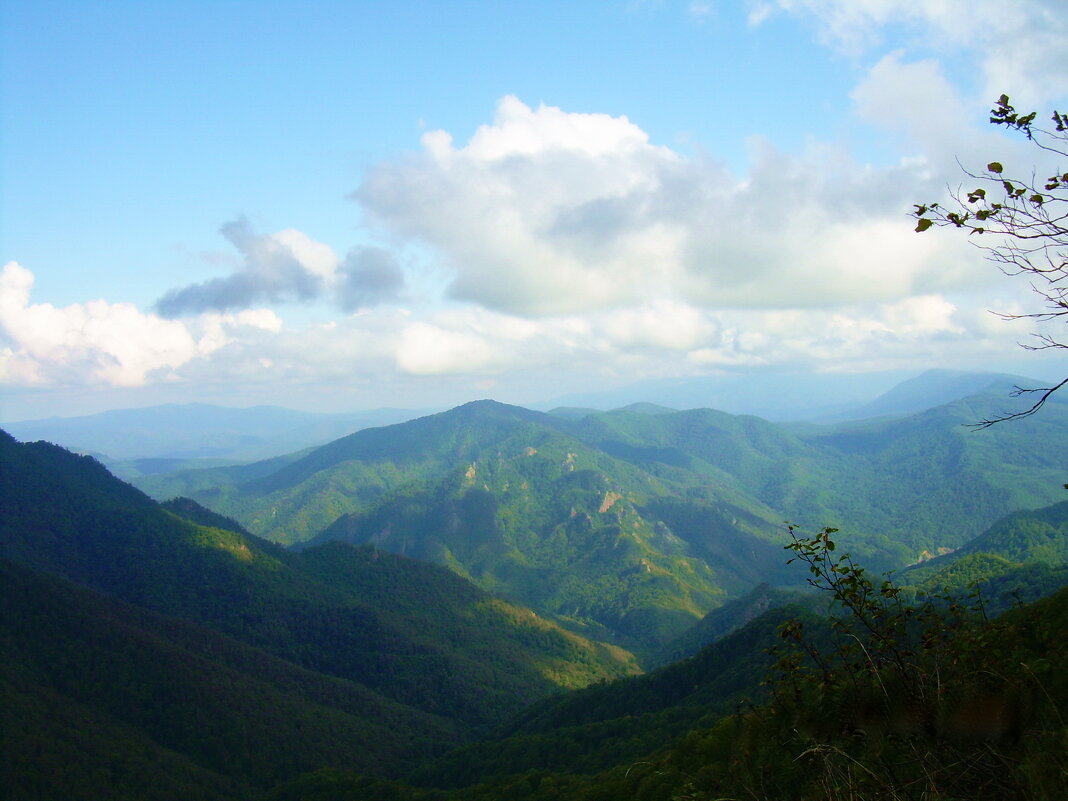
xmin=260 ymin=578 xmax=1068 ymax=801
xmin=6 ymin=420 xmax=1068 ymax=801
xmin=0 ymin=431 xmax=637 ymax=737
xmin=0 ymin=558 xmax=457 ymax=797
xmin=129 ymin=392 xmax=1068 ymax=654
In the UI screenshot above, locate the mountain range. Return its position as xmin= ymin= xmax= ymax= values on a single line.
xmin=0 ymin=430 xmax=639 ymax=796
xmin=4 ymin=365 xmax=1068 ymax=799
xmin=2 ymin=403 xmax=427 ymax=468
xmin=5 ymin=369 xmax=1043 ymax=469
xmin=129 ymin=371 xmax=1068 ymax=654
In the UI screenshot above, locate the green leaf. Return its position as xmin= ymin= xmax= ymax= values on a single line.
xmin=914 ymin=218 xmax=934 ymax=233
xmin=987 ymin=161 xmax=1004 ymax=174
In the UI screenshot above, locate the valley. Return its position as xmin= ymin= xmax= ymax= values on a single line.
xmin=3 ymin=369 xmax=1067 ymax=800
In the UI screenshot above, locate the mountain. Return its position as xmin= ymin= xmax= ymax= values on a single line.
xmin=0 ymin=431 xmax=637 ymax=745
xmin=649 ymin=582 xmax=818 ymax=666
xmin=269 ymin=577 xmax=1068 ymax=801
xmin=0 ymin=557 xmax=458 ymax=799
xmin=3 ymin=402 xmax=427 ymax=463
xmin=404 ymin=603 xmax=819 ymax=789
xmin=949 ymin=499 xmax=1068 ymax=565
xmin=822 ymin=368 xmax=1041 ymax=421
xmin=130 ymin=388 xmax=1068 ymax=656
xmin=535 ymin=368 xmax=917 ymax=421
xmin=892 ymin=499 xmax=1068 ymax=613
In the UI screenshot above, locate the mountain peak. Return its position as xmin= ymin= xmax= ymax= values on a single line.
xmin=443 ymin=399 xmax=548 ymax=423
xmin=827 ymin=369 xmax=1041 ymax=422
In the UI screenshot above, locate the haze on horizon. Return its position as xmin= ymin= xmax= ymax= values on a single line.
xmin=2 ymin=0 xmax=1067 ymax=422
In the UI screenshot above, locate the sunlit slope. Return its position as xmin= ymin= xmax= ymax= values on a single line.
xmin=132 ymin=391 xmax=1068 ymax=648
xmin=568 ymin=391 xmax=1068 ymax=558
xmin=0 ymin=431 xmax=637 ymax=734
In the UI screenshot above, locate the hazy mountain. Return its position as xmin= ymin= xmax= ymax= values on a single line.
xmin=537 ymin=368 xmax=922 ymax=421
xmin=821 ymin=368 xmax=1042 ymax=422
xmin=4 ymin=402 xmax=428 ymax=462
xmin=537 ymin=368 xmax=1051 ymax=423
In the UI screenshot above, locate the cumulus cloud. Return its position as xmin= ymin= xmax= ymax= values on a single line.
xmin=2 ymin=261 xmax=202 ymax=386
xmin=0 ymin=261 xmax=282 ymax=388
xmin=850 ymin=52 xmax=972 ymax=159
xmin=356 ymin=95 xmax=973 ymax=318
xmin=376 ymin=290 xmax=1018 ymax=384
xmin=156 ymin=218 xmax=404 ymax=317
xmin=1 ymin=257 xmax=1035 ymax=397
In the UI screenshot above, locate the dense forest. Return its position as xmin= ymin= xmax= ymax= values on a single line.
xmin=3 ymin=377 xmax=1067 ymax=799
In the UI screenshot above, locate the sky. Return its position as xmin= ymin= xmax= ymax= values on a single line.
xmin=2 ymin=0 xmax=1067 ymax=421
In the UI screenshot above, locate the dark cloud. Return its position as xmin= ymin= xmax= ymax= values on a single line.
xmin=155 ymin=217 xmax=326 ymax=318
xmin=336 ymin=247 xmax=406 ymax=311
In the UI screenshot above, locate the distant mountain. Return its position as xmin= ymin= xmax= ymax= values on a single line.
xmin=4 ymin=402 xmax=428 ymax=462
xmin=821 ymin=368 xmax=1041 ymax=422
xmin=535 ymin=368 xmax=916 ymax=421
xmin=546 ymin=402 xmax=678 ymax=420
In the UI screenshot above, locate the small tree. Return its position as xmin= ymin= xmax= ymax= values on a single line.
xmin=913 ymin=95 xmax=1068 ymax=427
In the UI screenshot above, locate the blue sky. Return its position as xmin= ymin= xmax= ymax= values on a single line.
xmin=2 ymin=0 xmax=1067 ymax=420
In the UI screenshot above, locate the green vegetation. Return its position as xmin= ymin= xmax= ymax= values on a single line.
xmin=0 ymin=558 xmax=456 ymax=797
xmin=0 ymin=429 xmax=638 ymax=797
xmin=250 ymin=531 xmax=1068 ymax=801
xmin=5 ymin=380 xmax=1068 ymax=801
xmin=134 ymin=391 xmax=1068 ymax=653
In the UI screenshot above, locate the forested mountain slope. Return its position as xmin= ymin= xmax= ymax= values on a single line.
xmin=259 ymin=575 xmax=1068 ymax=801
xmin=0 ymin=557 xmax=457 ymax=799
xmin=0 ymin=431 xmax=636 ymax=739
xmin=131 ymin=390 xmax=1068 ymax=652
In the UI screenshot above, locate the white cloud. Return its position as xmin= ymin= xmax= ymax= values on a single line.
xmin=850 ymin=52 xmax=971 ymax=157
xmin=396 ymin=323 xmax=499 ymax=375
xmin=357 ymin=96 xmax=972 ymax=318
xmin=0 ymin=261 xmax=288 ymax=388
xmin=688 ymin=1 xmax=716 ymax=21
xmin=0 ymin=262 xmax=203 ymax=386
xmin=1 ymin=257 xmax=1039 ymax=398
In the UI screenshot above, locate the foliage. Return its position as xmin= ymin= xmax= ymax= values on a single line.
xmin=6 ymin=419 xmax=1068 ymax=799
xmin=133 ymin=394 xmax=1068 ymax=652
xmin=0 ymin=429 xmax=640 ymax=799
xmin=669 ymin=529 xmax=1068 ymax=801
xmin=0 ymin=558 xmax=451 ymax=796
xmin=914 ymin=95 xmax=1068 ymax=425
